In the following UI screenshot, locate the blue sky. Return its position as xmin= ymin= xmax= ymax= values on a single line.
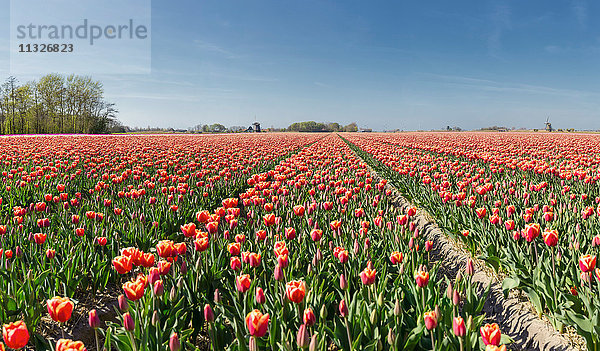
xmin=1 ymin=0 xmax=599 ymax=131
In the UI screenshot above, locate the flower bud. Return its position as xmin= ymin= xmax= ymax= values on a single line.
xmin=377 ymin=292 xmax=384 ymax=307
xmin=274 ymin=264 xmax=284 ymax=281
xmin=152 ymin=310 xmax=160 ymax=326
xmin=303 ymin=308 xmax=316 ymax=327
xmin=465 ymin=258 xmax=474 ymax=276
xmin=204 ymin=304 xmax=214 ymax=323
xmin=170 ymin=286 xmax=178 ymax=301
xmin=309 ymin=334 xmax=318 ymax=351
xmin=319 ymin=304 xmax=328 ymax=319
xmin=453 ymin=290 xmax=461 ymax=306
xmin=123 ymin=312 xmax=135 ymax=331
xmin=446 ymin=282 xmax=453 ymax=300
xmin=89 ymin=309 xmax=101 ymax=329
xmin=153 ymin=280 xmax=164 ymax=296
xmin=339 ymin=299 xmax=348 ymax=317
xmin=387 ymin=329 xmax=395 ymax=346
xmin=255 ymin=287 xmax=266 ymax=305
xmin=394 ymin=299 xmax=401 ymax=316
xmin=339 ymin=274 xmax=347 ymax=290
xmin=370 ymin=309 xmax=378 ymax=325
xmin=169 ymin=332 xmax=181 ymax=351
xmin=214 ymin=289 xmax=221 ymax=304
xmin=297 ymin=324 xmax=310 ymax=349
xmin=118 ymin=294 xmax=129 ymax=312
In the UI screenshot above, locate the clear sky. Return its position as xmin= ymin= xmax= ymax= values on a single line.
xmin=1 ymin=0 xmax=599 ymax=131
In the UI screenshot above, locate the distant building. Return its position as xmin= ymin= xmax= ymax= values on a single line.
xmin=246 ymin=122 xmax=261 ymax=132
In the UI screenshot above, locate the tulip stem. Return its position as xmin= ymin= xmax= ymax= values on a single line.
xmin=94 ymin=328 xmax=101 ymax=351
xmin=430 ymin=330 xmax=436 ymax=350
xmin=458 ymin=337 xmax=463 ymax=351
xmin=129 ymin=331 xmax=138 ymax=351
xmin=344 ymin=317 xmax=353 ymax=351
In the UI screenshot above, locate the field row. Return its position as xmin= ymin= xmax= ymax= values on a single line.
xmin=0 ymin=134 xmax=509 ymax=350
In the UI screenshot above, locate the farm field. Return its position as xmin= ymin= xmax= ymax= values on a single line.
xmin=0 ymin=132 xmax=597 ymax=350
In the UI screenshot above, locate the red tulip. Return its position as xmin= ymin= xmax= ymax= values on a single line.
xmin=423 ymin=311 xmax=437 ymax=330
xmin=390 ymin=251 xmax=403 ymax=264
xmin=480 ymin=323 xmax=501 ymax=346
xmin=293 ymin=205 xmax=305 ymax=216
xmin=359 ymin=266 xmax=376 ymax=285
xmin=542 ymin=229 xmax=558 ymax=247
xmin=123 ymin=312 xmax=135 ymax=331
xmin=310 ymin=229 xmax=323 ymax=242
xmin=169 ymin=333 xmax=180 ymax=351
xmin=303 ymin=308 xmax=316 ymax=327
xmin=246 ymin=310 xmax=270 ymax=337
xmin=415 ymin=270 xmax=429 ymax=287
xmin=34 ymin=233 xmax=47 ymax=245
xmin=453 ymin=316 xmax=466 ymax=337
xmin=579 ymin=254 xmax=597 ymax=272
xmin=89 ymin=309 xmax=100 ymax=329
xmin=285 ymin=280 xmax=306 ymax=303
xmin=236 ymin=274 xmax=252 ymax=293
xmin=2 ymin=320 xmax=29 ymax=349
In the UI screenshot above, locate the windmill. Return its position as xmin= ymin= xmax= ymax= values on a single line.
xmin=545 ymin=117 xmax=553 ymax=132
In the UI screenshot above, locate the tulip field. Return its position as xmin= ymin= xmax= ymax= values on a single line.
xmin=0 ymin=132 xmax=597 ymax=350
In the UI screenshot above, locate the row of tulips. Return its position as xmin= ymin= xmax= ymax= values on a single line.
xmin=344 ymin=132 xmax=600 ymax=350
xmin=96 ymin=134 xmax=507 ymax=350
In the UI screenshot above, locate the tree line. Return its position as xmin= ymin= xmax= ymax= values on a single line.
xmin=0 ymin=74 xmax=119 ymax=134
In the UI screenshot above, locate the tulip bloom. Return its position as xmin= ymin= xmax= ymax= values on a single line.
xmin=2 ymin=320 xmax=29 ymax=349
xmin=453 ymin=316 xmax=466 ymax=337
xmin=246 ymin=309 xmax=270 ymax=337
xmin=56 ymin=339 xmax=86 ymax=351
xmin=579 ymin=254 xmax=597 ymax=272
xmin=359 ymin=266 xmax=376 ymax=285
xmin=303 ymin=308 xmax=316 ymax=327
xmin=390 ymin=251 xmax=403 ymax=264
xmin=310 ymin=229 xmax=323 ymax=242
xmin=228 ymin=242 xmax=241 ymax=256
xmin=415 ymin=270 xmax=429 ymax=287
xmin=286 ymin=280 xmax=306 ymax=303
xmin=33 ymin=233 xmax=47 ymax=245
xmin=263 ymin=214 xmax=276 ymax=227
xmin=423 ymin=311 xmax=437 ymax=330
xmin=236 ymin=274 xmax=252 ymax=293
xmin=156 ymin=240 xmax=176 ymax=258
xmin=542 ymin=229 xmax=558 ymax=247
xmin=123 ymin=276 xmax=147 ymax=301
xmin=47 ymin=297 xmax=74 ymax=323
xmin=480 ymin=323 xmax=501 ymax=346
xmin=293 ymin=205 xmax=305 ymax=216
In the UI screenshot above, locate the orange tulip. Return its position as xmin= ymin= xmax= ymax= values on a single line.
xmin=112 ymin=255 xmax=132 ymax=274
xmin=56 ymin=339 xmax=87 ymax=351
xmin=47 ymin=297 xmax=74 ymax=323
xmin=123 ymin=275 xmax=147 ymax=301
